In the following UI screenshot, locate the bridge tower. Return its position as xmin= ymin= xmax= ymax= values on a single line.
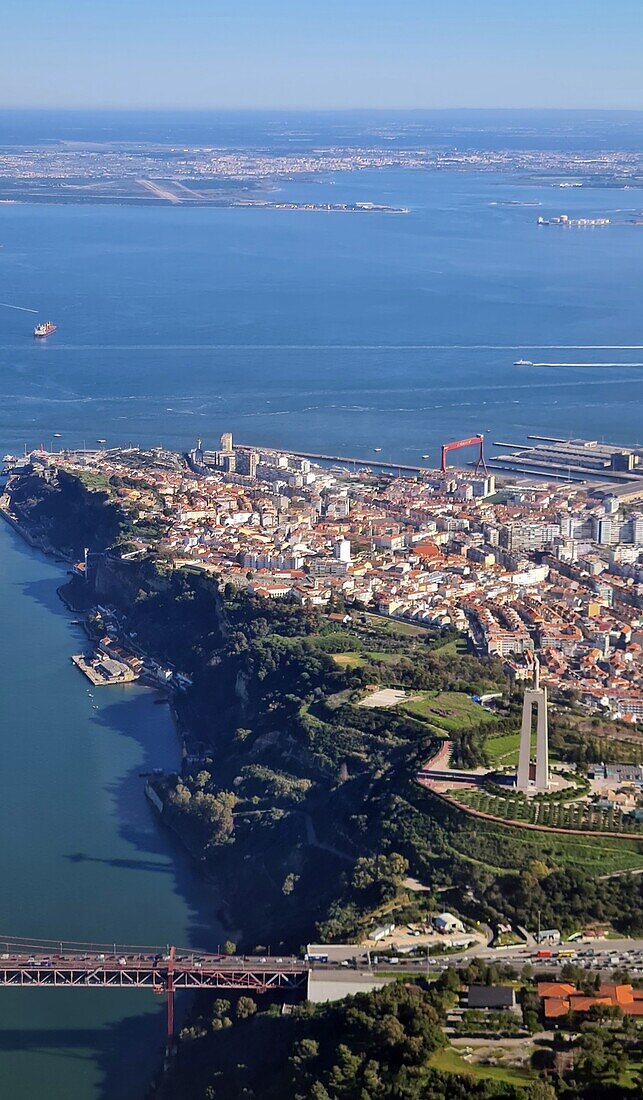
xmin=165 ymin=945 xmax=175 ymax=1056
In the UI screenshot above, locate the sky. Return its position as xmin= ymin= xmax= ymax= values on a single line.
xmin=1 ymin=0 xmax=643 ymax=111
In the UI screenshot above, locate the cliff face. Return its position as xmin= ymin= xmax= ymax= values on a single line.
xmin=92 ymin=552 xmax=150 ymax=609
xmin=10 ymin=468 xmax=125 ymax=556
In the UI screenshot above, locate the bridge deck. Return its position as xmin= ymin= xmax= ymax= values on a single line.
xmin=0 ymin=963 xmax=308 ymax=990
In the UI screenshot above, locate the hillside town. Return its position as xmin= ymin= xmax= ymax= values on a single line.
xmin=6 ymin=432 xmax=643 ymax=723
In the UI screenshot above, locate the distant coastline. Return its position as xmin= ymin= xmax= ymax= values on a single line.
xmin=0 ymin=192 xmax=409 ymax=212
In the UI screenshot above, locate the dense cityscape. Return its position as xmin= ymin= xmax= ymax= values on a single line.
xmin=11 ymin=432 xmax=641 ymax=720
xmin=3 ymin=141 xmax=643 ymax=205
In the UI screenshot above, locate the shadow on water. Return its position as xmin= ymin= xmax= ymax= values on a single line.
xmin=8 ymin=530 xmax=220 ymax=952
xmin=2 ymin=528 xmax=223 ymax=1093
xmin=91 ymin=694 xmax=220 ymax=951
xmin=0 ymin=1007 xmax=169 ymax=1099
xmin=16 ymin=566 xmax=75 ymax=615
xmin=65 ymin=851 xmax=174 ymax=874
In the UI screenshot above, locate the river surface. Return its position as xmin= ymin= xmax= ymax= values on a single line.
xmin=0 ymin=523 xmax=222 ymax=1097
xmin=1 ymin=111 xmax=643 ymax=1095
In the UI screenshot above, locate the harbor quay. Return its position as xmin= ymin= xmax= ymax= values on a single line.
xmin=71 ymin=652 xmax=138 ymax=686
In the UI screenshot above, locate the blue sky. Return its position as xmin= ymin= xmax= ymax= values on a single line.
xmin=1 ymin=0 xmax=642 ymax=110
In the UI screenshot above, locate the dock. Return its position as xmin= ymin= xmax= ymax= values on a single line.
xmin=71 ymin=654 xmax=138 ymax=686
xmin=488 ymin=434 xmax=643 ymax=492
xmin=240 ymin=444 xmax=424 ymax=473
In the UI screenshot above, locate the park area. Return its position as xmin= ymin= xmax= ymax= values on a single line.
xmin=399 ymin=691 xmax=497 ymax=735
xmin=440 ymin=791 xmax=643 ymax=875
xmin=448 ymin=785 xmax=643 ymax=840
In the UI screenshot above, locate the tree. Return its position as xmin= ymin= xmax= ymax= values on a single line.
xmin=528 ymin=1082 xmax=556 ymax=1100
xmin=524 ymin=1010 xmax=540 ymax=1034
xmin=236 ymin=996 xmax=257 ymax=1019
xmin=169 ymin=780 xmax=191 ymax=809
xmin=222 ymin=940 xmax=236 ymax=956
xmin=282 ymin=873 xmax=299 ymax=895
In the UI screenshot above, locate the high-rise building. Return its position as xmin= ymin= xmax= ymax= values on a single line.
xmin=334 ymin=538 xmax=352 ymax=563
xmin=237 ymin=450 xmax=258 ymax=477
xmin=218 ymin=451 xmax=236 ymax=473
xmin=499 ymin=521 xmax=560 ymax=553
xmin=220 ymin=432 xmax=233 ymax=453
xmin=630 ymin=513 xmax=643 ymax=546
xmin=593 ymin=515 xmax=613 ymax=545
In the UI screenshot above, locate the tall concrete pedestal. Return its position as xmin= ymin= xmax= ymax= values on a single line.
xmin=516 ymin=663 xmax=549 ymax=792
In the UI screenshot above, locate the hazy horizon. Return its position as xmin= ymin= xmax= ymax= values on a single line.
xmin=2 ymin=1 xmax=643 ymax=112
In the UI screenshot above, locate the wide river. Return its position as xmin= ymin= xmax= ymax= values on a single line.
xmin=1 ymin=154 xmax=643 ymax=1095
xmin=0 ymin=522 xmax=223 ymax=1097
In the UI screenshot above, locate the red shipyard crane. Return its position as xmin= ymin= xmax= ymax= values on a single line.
xmin=440 ymin=434 xmax=488 ymax=476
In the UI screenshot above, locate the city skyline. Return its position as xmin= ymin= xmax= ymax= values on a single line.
xmin=2 ymin=1 xmax=643 ymax=111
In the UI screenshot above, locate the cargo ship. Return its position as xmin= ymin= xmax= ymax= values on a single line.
xmin=33 ymin=321 xmax=56 ymax=338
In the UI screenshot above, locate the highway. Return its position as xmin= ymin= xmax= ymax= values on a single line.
xmin=305 ymin=936 xmax=643 ymax=975
xmin=2 ymin=936 xmax=643 ymax=990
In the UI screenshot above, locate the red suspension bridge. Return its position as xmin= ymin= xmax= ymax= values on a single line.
xmin=0 ymin=935 xmax=309 ymax=1054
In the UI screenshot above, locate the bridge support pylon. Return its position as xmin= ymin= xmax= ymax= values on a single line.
xmin=165 ymin=946 xmax=175 ymax=1057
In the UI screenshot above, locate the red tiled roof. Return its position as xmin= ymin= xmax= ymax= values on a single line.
xmin=543 ymin=998 xmax=571 ymax=1019
xmin=537 ymin=982 xmax=576 ymax=998
xmin=599 ymin=983 xmax=634 ymax=1004
xmin=540 ymin=982 xmax=643 ymax=1019
xmin=569 ymin=995 xmax=612 ymax=1013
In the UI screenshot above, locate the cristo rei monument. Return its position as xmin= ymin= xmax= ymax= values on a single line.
xmin=516 ymin=658 xmax=550 ymax=792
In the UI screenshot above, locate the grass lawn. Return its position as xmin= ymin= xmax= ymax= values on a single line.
xmin=355 ymin=611 xmax=429 ymax=637
xmin=401 ymin=691 xmax=497 ymax=733
xmin=364 ymin=650 xmax=402 ymax=664
xmin=330 ymin=652 xmax=367 ymax=668
xmin=330 ymin=651 xmax=401 ymax=668
xmin=446 ymin=814 xmax=643 ymax=875
xmin=619 ymin=1053 xmax=643 ymax=1088
xmin=432 ymin=636 xmax=469 ymax=656
xmin=485 ymin=732 xmax=521 ymax=766
xmin=494 ymin=932 xmax=525 ymax=947
xmin=430 ymin=1046 xmax=535 ymax=1085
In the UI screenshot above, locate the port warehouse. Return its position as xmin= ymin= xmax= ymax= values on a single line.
xmin=237 ymin=435 xmax=643 ymax=497
xmin=488 ymin=436 xmax=643 ymax=501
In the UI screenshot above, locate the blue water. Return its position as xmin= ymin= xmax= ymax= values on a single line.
xmin=1 ymin=112 xmax=643 ymax=1096
xmin=0 ymin=525 xmax=223 ymax=1098
xmin=4 ymin=107 xmax=643 ymax=150
xmin=1 ymin=167 xmax=643 ymax=466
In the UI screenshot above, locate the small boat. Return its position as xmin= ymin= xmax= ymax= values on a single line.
xmin=53 ymin=432 xmax=62 ymax=438
xmin=421 ymin=454 xmax=430 ymax=460
xmin=96 ymin=438 xmax=107 ymax=445
xmin=374 ymin=447 xmax=382 ymax=453
xmin=513 ymin=359 xmax=532 ymax=367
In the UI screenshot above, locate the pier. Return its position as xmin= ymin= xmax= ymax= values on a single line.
xmin=242 ymin=444 xmax=425 ymax=473
xmin=488 ymin=435 xmax=643 ymax=488
xmin=71 ymin=653 xmax=138 ymax=686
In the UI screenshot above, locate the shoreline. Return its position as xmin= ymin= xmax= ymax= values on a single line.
xmin=0 ymin=499 xmax=240 ymax=944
